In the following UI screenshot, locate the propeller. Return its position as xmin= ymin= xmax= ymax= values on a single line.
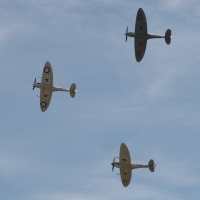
xmin=32 ymin=77 xmax=36 ymax=90
xmin=125 ymin=26 xmax=128 ymax=42
xmin=111 ymin=157 xmax=115 ymax=171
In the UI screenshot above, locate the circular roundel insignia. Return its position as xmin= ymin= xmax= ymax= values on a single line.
xmin=41 ymin=102 xmax=47 ymax=107
xmin=136 ymin=52 xmax=141 ymax=56
xmin=44 ymin=67 xmax=50 ymax=73
xmin=137 ymin=15 xmax=142 ymax=20
xmin=123 ymin=180 xmax=127 ymax=184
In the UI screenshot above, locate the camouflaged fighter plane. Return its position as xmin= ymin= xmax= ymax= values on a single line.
xmin=111 ymin=143 xmax=156 ymax=187
xmin=32 ymin=61 xmax=77 ymax=112
xmin=125 ymin=8 xmax=171 ymax=62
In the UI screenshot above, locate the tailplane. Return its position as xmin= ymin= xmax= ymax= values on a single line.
xmin=165 ymin=29 xmax=171 ymax=44
xmin=148 ymin=159 xmax=156 ymax=172
xmin=70 ymin=83 xmax=77 ymax=98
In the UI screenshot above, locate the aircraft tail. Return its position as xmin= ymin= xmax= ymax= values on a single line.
xmin=70 ymin=83 xmax=76 ymax=98
xmin=148 ymin=159 xmax=156 ymax=172
xmin=165 ymin=29 xmax=171 ymax=44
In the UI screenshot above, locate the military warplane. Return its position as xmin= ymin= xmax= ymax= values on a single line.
xmin=32 ymin=61 xmax=77 ymax=112
xmin=111 ymin=143 xmax=156 ymax=187
xmin=125 ymin=8 xmax=171 ymax=62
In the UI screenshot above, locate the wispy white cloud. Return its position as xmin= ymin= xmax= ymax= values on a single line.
xmin=1 ymin=1 xmax=200 ymax=200
xmin=158 ymin=0 xmax=186 ymax=10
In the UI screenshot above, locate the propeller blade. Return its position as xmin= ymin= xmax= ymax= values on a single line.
xmin=125 ymin=26 xmax=128 ymax=42
xmin=111 ymin=157 xmax=115 ymax=171
xmin=32 ymin=77 xmax=36 ymax=90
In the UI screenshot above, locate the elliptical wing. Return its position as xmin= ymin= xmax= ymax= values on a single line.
xmin=41 ymin=61 xmax=53 ymax=86
xmin=40 ymin=61 xmax=53 ymax=112
xmin=40 ymin=90 xmax=52 ymax=112
xmin=135 ymin=8 xmax=147 ymax=35
xmin=119 ymin=143 xmax=132 ymax=187
xmin=134 ymin=8 xmax=148 ymax=62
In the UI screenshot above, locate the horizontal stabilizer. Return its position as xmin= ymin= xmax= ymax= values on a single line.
xmin=165 ymin=29 xmax=171 ymax=44
xmin=70 ymin=83 xmax=76 ymax=98
xmin=148 ymin=159 xmax=155 ymax=172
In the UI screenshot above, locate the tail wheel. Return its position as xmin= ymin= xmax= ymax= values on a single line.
xmin=137 ymin=15 xmax=142 ymax=20
xmin=41 ymin=102 xmax=47 ymax=107
xmin=44 ymin=67 xmax=50 ymax=73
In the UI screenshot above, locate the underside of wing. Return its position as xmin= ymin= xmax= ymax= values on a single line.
xmin=41 ymin=61 xmax=53 ymax=86
xmin=120 ymin=168 xmax=132 ymax=187
xmin=119 ymin=143 xmax=132 ymax=187
xmin=120 ymin=143 xmax=131 ymax=164
xmin=40 ymin=90 xmax=52 ymax=112
xmin=134 ymin=38 xmax=147 ymax=62
xmin=135 ymin=8 xmax=147 ymax=35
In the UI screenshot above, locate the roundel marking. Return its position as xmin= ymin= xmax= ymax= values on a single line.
xmin=136 ymin=52 xmax=141 ymax=56
xmin=44 ymin=67 xmax=50 ymax=73
xmin=123 ymin=180 xmax=127 ymax=184
xmin=41 ymin=102 xmax=47 ymax=107
xmin=137 ymin=15 xmax=142 ymax=20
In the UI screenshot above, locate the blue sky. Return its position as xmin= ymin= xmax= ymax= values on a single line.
xmin=0 ymin=0 xmax=200 ymax=199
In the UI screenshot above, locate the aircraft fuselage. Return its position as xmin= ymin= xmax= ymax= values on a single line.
xmin=125 ymin=32 xmax=165 ymax=39
xmin=113 ymin=162 xmax=149 ymax=170
xmin=33 ymin=83 xmax=69 ymax=92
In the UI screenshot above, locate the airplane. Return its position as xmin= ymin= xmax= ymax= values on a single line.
xmin=124 ymin=8 xmax=171 ymax=62
xmin=111 ymin=143 xmax=156 ymax=187
xmin=32 ymin=61 xmax=77 ymax=112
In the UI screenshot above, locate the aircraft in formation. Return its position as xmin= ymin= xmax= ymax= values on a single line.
xmin=125 ymin=8 xmax=171 ymax=62
xmin=32 ymin=61 xmax=77 ymax=112
xmin=31 ymin=7 xmax=167 ymax=187
xmin=111 ymin=143 xmax=156 ymax=187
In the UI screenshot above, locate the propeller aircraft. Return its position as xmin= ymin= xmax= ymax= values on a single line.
xmin=111 ymin=143 xmax=156 ymax=187
xmin=32 ymin=61 xmax=77 ymax=112
xmin=125 ymin=8 xmax=171 ymax=62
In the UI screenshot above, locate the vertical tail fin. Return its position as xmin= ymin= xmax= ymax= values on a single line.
xmin=70 ymin=83 xmax=76 ymax=98
xmin=148 ymin=159 xmax=156 ymax=172
xmin=165 ymin=29 xmax=171 ymax=44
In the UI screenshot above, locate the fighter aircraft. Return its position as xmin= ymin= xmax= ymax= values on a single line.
xmin=111 ymin=143 xmax=156 ymax=187
xmin=32 ymin=61 xmax=77 ymax=112
xmin=125 ymin=8 xmax=171 ymax=62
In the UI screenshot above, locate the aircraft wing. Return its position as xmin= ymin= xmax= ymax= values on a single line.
xmin=119 ymin=143 xmax=132 ymax=187
xmin=39 ymin=61 xmax=53 ymax=112
xmin=40 ymin=90 xmax=52 ymax=112
xmin=134 ymin=8 xmax=148 ymax=62
xmin=41 ymin=61 xmax=53 ymax=86
xmin=134 ymin=38 xmax=147 ymax=62
xmin=120 ymin=168 xmax=132 ymax=187
xmin=135 ymin=8 xmax=147 ymax=35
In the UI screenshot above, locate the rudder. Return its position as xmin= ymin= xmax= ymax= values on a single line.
xmin=148 ymin=159 xmax=155 ymax=172
xmin=165 ymin=29 xmax=171 ymax=44
xmin=70 ymin=83 xmax=76 ymax=98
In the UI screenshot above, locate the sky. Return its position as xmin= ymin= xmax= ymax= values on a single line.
xmin=0 ymin=0 xmax=200 ymax=199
